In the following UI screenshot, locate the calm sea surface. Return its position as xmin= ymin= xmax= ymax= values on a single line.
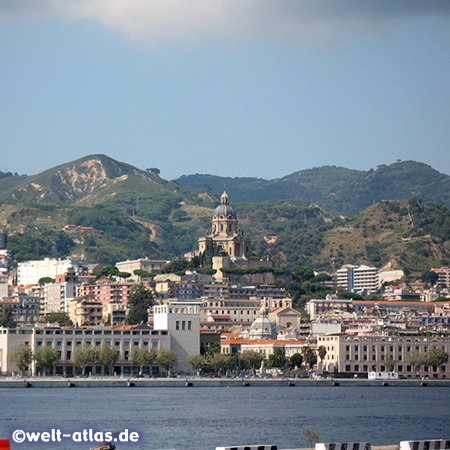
xmin=1 ymin=386 xmax=449 ymax=450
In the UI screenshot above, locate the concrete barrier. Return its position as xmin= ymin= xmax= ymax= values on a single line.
xmin=400 ymin=440 xmax=450 ymax=450
xmin=216 ymin=445 xmax=277 ymax=450
xmin=316 ymin=443 xmax=371 ymax=450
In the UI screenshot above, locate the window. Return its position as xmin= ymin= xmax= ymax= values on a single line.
xmin=176 ymin=321 xmax=180 ymax=330
xmin=182 ymin=321 xmax=186 ymax=330
xmin=188 ymin=321 xmax=192 ymax=330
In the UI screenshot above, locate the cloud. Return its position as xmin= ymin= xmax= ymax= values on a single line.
xmin=1 ymin=0 xmax=450 ymax=46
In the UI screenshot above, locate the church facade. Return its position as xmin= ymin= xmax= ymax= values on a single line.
xmin=198 ymin=190 xmax=251 ymax=261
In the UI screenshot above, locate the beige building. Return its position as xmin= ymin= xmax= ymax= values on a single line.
xmin=116 ymin=258 xmax=167 ymax=282
xmin=317 ymin=334 xmax=450 ymax=378
xmin=306 ymin=295 xmax=353 ymax=321
xmin=0 ymin=325 xmax=170 ymax=376
xmin=69 ymin=299 xmax=103 ymax=326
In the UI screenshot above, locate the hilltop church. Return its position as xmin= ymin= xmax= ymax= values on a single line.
xmin=199 ymin=189 xmax=275 ymax=282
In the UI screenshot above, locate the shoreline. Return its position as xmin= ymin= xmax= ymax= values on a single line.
xmin=1 ymin=376 xmax=449 ymax=388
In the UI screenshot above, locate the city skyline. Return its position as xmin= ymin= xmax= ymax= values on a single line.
xmin=1 ymin=1 xmax=449 ymax=179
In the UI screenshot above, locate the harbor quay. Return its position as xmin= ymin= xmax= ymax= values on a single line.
xmin=1 ymin=376 xmax=449 ymax=388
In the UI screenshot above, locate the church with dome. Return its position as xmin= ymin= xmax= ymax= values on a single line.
xmin=198 ymin=189 xmax=251 ymax=261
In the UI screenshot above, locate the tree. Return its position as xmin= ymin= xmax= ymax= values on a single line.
xmin=266 ymin=348 xmax=287 ymax=370
xmin=383 ymin=356 xmax=396 ymax=372
xmin=127 ymin=284 xmax=154 ymax=325
xmin=0 ymin=306 xmax=16 ymax=328
xmin=317 ymin=345 xmax=327 ymax=370
xmin=10 ymin=343 xmax=33 ymax=374
xmin=188 ymin=354 xmax=206 ymax=373
xmin=133 ymin=269 xmax=155 ymax=279
xmin=407 ymin=350 xmax=427 ymax=374
xmin=34 ymin=347 xmax=59 ymax=376
xmin=240 ymin=350 xmax=263 ymax=372
xmin=426 ymin=347 xmax=449 ymax=369
xmin=98 ymin=344 xmax=120 ymax=375
xmin=301 ymin=429 xmax=321 ymax=450
xmin=289 ymin=353 xmax=303 ymax=370
xmin=44 ymin=311 xmax=73 ymax=327
xmin=206 ymin=342 xmax=221 ymax=356
xmin=116 ymin=272 xmax=131 ymax=279
xmin=38 ymin=277 xmax=54 ymax=285
xmin=130 ymin=347 xmax=156 ymax=375
xmin=156 ymin=349 xmax=177 ymax=375
xmin=209 ymin=353 xmax=231 ymax=374
xmin=73 ymin=344 xmax=98 ymax=376
xmin=421 ymin=270 xmax=438 ymax=286
xmin=292 ymin=266 xmax=315 ymax=284
xmin=302 ymin=346 xmax=317 ymax=370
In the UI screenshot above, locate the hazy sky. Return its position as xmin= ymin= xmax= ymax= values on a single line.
xmin=1 ymin=1 xmax=449 ymax=179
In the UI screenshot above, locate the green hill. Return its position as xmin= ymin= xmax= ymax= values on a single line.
xmin=176 ymin=161 xmax=450 ymax=215
xmin=1 ymin=156 xmax=449 ymax=277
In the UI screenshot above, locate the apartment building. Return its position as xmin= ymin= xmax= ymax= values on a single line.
xmin=337 ymin=264 xmax=379 ymax=294
xmin=306 ymin=295 xmax=353 ymax=321
xmin=17 ymin=258 xmax=87 ymax=286
xmin=432 ymin=267 xmax=450 ymax=289
xmin=82 ymin=278 xmax=133 ymax=312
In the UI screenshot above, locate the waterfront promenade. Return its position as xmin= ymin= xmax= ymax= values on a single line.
xmin=1 ymin=376 xmax=449 ymax=388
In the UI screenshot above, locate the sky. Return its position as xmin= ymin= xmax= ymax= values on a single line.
xmin=0 ymin=1 xmax=449 ymax=180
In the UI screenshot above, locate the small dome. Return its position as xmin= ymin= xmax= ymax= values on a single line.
xmin=213 ymin=204 xmax=236 ymax=219
xmin=249 ymin=310 xmax=277 ymax=340
xmin=213 ymin=189 xmax=236 ymax=219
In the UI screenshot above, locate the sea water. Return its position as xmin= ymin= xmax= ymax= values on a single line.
xmin=1 ymin=386 xmax=449 ymax=450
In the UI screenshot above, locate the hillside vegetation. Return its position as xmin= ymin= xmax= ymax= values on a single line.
xmin=0 ymin=156 xmax=449 ymax=277
xmin=177 ymin=161 xmax=450 ymax=215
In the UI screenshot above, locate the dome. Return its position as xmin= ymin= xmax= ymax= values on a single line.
xmin=213 ymin=189 xmax=236 ymax=219
xmin=213 ymin=204 xmax=236 ymax=219
xmin=249 ymin=309 xmax=277 ymax=340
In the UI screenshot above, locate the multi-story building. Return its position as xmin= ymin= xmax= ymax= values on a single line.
xmin=82 ymin=278 xmax=133 ymax=313
xmin=317 ymin=334 xmax=450 ymax=378
xmin=69 ymin=299 xmax=104 ymax=326
xmin=0 ymin=325 xmax=171 ymax=376
xmin=432 ymin=267 xmax=450 ymax=289
xmin=155 ymin=281 xmax=205 ymax=300
xmin=17 ymin=258 xmax=87 ymax=286
xmin=44 ymin=280 xmax=79 ymax=314
xmin=0 ymin=272 xmax=8 ymax=299
xmin=306 ymin=295 xmax=353 ymax=321
xmin=0 ymin=298 xmax=18 ymax=323
xmin=15 ymin=294 xmax=42 ymax=322
xmin=116 ymin=258 xmax=167 ymax=282
xmin=337 ymin=264 xmax=379 ymax=294
xmin=153 ymin=301 xmax=200 ymax=373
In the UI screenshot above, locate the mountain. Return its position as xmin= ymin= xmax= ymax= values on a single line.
xmin=176 ymin=161 xmax=450 ymax=215
xmin=1 ymin=155 xmax=449 ymax=277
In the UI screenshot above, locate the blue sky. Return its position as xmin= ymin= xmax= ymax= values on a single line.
xmin=1 ymin=1 xmax=449 ymax=180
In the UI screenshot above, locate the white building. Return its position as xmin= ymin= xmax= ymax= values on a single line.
xmin=44 ymin=281 xmax=79 ymax=314
xmin=337 ymin=265 xmax=379 ymax=294
xmin=17 ymin=258 xmax=77 ymax=286
xmin=153 ymin=302 xmax=200 ymax=374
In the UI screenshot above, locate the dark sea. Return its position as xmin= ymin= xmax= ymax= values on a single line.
xmin=1 ymin=386 xmax=449 ymax=450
